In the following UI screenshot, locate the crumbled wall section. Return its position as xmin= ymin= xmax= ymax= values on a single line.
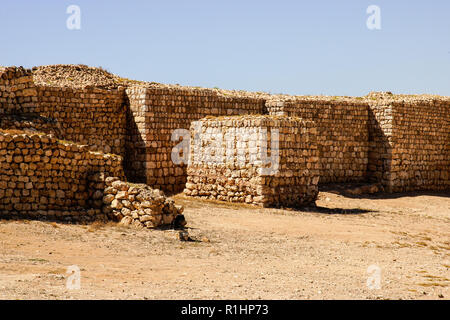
xmin=102 ymin=178 xmax=185 ymax=228
xmin=184 ymin=116 xmax=319 ymax=207
xmin=1 ymin=67 xmax=128 ymax=157
xmin=125 ymin=86 xmax=266 ymax=193
xmin=0 ymin=114 xmax=62 ymax=137
xmin=265 ymin=98 xmax=369 ymax=184
xmin=367 ymin=102 xmax=393 ymax=187
xmin=35 ymin=86 xmax=127 ymax=156
xmin=0 ymin=131 xmax=124 ymax=221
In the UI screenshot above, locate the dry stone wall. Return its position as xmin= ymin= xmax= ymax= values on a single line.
xmin=1 ymin=67 xmax=127 ymax=157
xmin=2 ymin=64 xmax=449 ymax=212
xmin=184 ymin=116 xmax=320 ymax=207
xmin=265 ymin=98 xmax=369 ymax=184
xmin=35 ymin=86 xmax=127 ymax=156
xmin=0 ymin=131 xmax=124 ymax=221
xmin=375 ymin=99 xmax=449 ymax=192
xmin=123 ymin=86 xmax=148 ymax=182
xmin=0 ymin=67 xmax=37 ymax=115
xmin=0 ymin=66 xmax=188 ymax=226
xmin=125 ymin=86 xmax=265 ymax=194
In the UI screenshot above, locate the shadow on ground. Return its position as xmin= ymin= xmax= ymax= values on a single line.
xmin=280 ymin=205 xmax=375 ymax=215
xmin=302 ymin=206 xmax=374 ymax=215
xmin=319 ymin=182 xmax=450 ymax=200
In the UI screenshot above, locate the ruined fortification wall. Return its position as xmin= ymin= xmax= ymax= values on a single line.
xmin=0 ymin=114 xmax=62 ymax=137
xmin=265 ymin=98 xmax=369 ymax=184
xmin=184 ymin=116 xmax=319 ymax=207
xmin=125 ymin=86 xmax=265 ymax=193
xmin=0 ymin=66 xmax=189 ymax=225
xmin=123 ymin=86 xmax=147 ymax=182
xmin=121 ymin=89 xmax=450 ymax=195
xmin=0 ymin=131 xmax=124 ymax=221
xmin=2 ymin=65 xmax=449 ymax=199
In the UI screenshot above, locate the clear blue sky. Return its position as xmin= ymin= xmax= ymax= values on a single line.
xmin=1 ymin=0 xmax=449 ymax=96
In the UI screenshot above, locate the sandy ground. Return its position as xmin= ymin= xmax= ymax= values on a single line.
xmin=0 ymin=189 xmax=449 ymax=300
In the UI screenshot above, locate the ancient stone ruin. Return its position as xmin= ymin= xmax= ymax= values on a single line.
xmin=0 ymin=64 xmax=448 ymax=222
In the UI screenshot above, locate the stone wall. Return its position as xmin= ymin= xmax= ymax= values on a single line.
xmin=125 ymin=86 xmax=265 ymax=193
xmin=0 ymin=130 xmax=124 ymax=221
xmin=184 ymin=115 xmax=319 ymax=207
xmin=2 ymin=65 xmax=449 ymax=200
xmin=123 ymin=86 xmax=147 ymax=182
xmin=0 ymin=67 xmax=37 ymax=115
xmin=265 ymin=97 xmax=369 ymax=184
xmin=0 ymin=66 xmax=190 ymax=226
xmin=368 ymin=97 xmax=450 ymax=192
xmin=35 ymin=86 xmax=127 ymax=156
xmin=367 ymin=101 xmax=393 ymax=187
xmin=1 ymin=67 xmax=127 ymax=157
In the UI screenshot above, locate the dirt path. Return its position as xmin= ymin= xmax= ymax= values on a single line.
xmin=0 ymin=190 xmax=449 ymax=299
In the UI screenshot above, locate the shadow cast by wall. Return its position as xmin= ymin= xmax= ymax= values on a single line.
xmin=320 ymin=182 xmax=450 ymax=200
xmin=286 ymin=205 xmax=375 ymax=215
xmin=123 ymin=93 xmax=147 ymax=184
xmin=367 ymin=105 xmax=392 ymax=190
xmin=345 ymin=190 xmax=449 ymax=200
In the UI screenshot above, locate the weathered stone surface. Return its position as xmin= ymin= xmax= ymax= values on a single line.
xmin=368 ymin=97 xmax=449 ymax=192
xmin=102 ymin=178 xmax=184 ymax=228
xmin=184 ymin=116 xmax=320 ymax=207
xmin=266 ymin=97 xmax=369 ymax=184
xmin=123 ymin=85 xmax=265 ymax=192
xmin=0 ymin=65 xmax=448 ymax=224
xmin=0 ymin=130 xmax=124 ymax=221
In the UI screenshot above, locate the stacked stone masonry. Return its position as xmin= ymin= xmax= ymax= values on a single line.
xmin=0 ymin=114 xmax=62 ymax=137
xmin=184 ymin=116 xmax=320 ymax=207
xmin=265 ymin=98 xmax=369 ymax=183
xmin=124 ymin=86 xmax=265 ymax=193
xmin=0 ymin=66 xmax=185 ymax=226
xmin=1 ymin=67 xmax=127 ymax=156
xmin=1 ymin=65 xmax=449 ymax=216
xmin=367 ymin=101 xmax=394 ymax=187
xmin=0 ymin=131 xmax=124 ymax=221
xmin=0 ymin=67 xmax=37 ymax=114
xmin=36 ymin=86 xmax=127 ymax=156
xmin=102 ymin=177 xmax=185 ymax=228
xmin=368 ymin=98 xmax=449 ymax=192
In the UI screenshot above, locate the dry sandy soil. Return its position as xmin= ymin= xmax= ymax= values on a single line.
xmin=0 ymin=188 xmax=449 ymax=300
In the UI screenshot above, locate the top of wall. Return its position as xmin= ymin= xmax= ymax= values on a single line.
xmin=3 ymin=64 xmax=450 ymax=104
xmin=364 ymin=91 xmax=450 ymax=105
xmin=267 ymin=91 xmax=450 ymax=106
xmin=32 ymin=64 xmax=119 ymax=89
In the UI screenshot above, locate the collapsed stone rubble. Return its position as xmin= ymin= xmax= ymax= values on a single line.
xmin=102 ymin=177 xmax=185 ymax=228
